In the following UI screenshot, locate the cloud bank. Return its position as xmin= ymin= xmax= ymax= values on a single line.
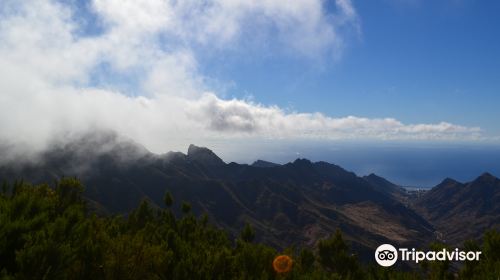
xmin=0 ymin=0 xmax=482 ymax=158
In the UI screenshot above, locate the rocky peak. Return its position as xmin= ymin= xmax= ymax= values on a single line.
xmin=187 ymin=144 xmax=225 ymax=166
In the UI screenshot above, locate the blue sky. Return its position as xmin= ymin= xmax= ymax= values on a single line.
xmin=0 ymin=0 xmax=499 ymax=168
xmin=0 ymin=0 xmax=499 ymax=184
xmin=198 ymin=0 xmax=500 ymax=136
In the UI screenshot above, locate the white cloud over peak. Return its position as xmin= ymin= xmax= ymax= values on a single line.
xmin=0 ymin=0 xmax=483 ymax=160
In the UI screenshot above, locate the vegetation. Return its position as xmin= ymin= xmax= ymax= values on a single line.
xmin=0 ymin=178 xmax=499 ymax=279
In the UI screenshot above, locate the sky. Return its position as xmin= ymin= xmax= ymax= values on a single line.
xmin=202 ymin=0 xmax=500 ymax=134
xmin=0 ymin=0 xmax=499 ymax=184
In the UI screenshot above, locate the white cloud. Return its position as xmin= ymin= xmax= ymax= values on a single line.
xmin=189 ymin=93 xmax=481 ymax=140
xmin=92 ymin=0 xmax=174 ymax=34
xmin=0 ymin=0 xmax=484 ymax=161
xmin=90 ymin=0 xmax=359 ymax=56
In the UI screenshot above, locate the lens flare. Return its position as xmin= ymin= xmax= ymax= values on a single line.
xmin=273 ymin=255 xmax=293 ymax=273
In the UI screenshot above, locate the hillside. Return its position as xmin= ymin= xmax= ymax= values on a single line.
xmin=3 ymin=178 xmax=499 ymax=279
xmin=414 ymin=173 xmax=500 ymax=245
xmin=3 ymin=132 xmax=500 ymax=258
xmin=0 ymin=132 xmax=434 ymax=256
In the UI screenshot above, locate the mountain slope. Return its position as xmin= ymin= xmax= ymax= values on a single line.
xmin=363 ymin=173 xmax=407 ymax=202
xmin=414 ymin=173 xmax=500 ymax=244
xmin=0 ymin=133 xmax=434 ymax=255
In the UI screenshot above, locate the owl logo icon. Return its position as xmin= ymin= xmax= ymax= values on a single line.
xmin=375 ymin=244 xmax=398 ymax=267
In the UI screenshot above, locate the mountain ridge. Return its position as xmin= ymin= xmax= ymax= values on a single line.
xmin=414 ymin=172 xmax=500 ymax=244
xmin=0 ymin=133 xmax=498 ymax=256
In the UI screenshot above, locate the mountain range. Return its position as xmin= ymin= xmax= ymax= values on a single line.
xmin=1 ymin=132 xmax=499 ymax=258
xmin=414 ymin=173 xmax=500 ymax=245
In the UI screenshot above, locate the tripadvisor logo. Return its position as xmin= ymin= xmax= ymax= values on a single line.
xmin=374 ymin=244 xmax=482 ymax=267
xmin=375 ymin=244 xmax=398 ymax=267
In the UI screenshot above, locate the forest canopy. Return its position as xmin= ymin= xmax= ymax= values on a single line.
xmin=0 ymin=178 xmax=499 ymax=279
